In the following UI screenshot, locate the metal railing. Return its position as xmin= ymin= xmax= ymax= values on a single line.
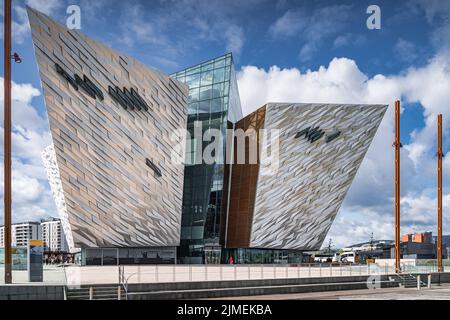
xmin=1 ymin=261 xmax=446 ymax=286
xmin=114 ymin=263 xmax=402 ymax=286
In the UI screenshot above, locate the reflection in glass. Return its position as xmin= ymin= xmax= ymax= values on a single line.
xmin=171 ymin=53 xmax=243 ymax=264
xmin=186 ymin=73 xmax=200 ymax=88
xmin=201 ymin=70 xmax=214 ymax=86
xmin=199 ymin=86 xmax=212 ymax=101
xmin=102 ymin=249 xmax=117 ymax=266
xmin=199 ymin=100 xmax=210 ymax=114
xmin=189 ymin=88 xmax=199 ymax=103
xmin=213 ymin=68 xmax=225 ymax=83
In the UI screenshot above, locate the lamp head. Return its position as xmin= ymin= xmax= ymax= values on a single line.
xmin=12 ymin=52 xmax=22 ymax=64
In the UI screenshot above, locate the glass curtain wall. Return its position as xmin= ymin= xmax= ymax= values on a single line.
xmin=172 ymin=54 xmax=242 ymax=264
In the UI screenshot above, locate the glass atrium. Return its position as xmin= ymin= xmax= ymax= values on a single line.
xmin=171 ymin=53 xmax=243 ymax=264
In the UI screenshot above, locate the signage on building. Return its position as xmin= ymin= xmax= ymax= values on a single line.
xmin=55 ymin=63 xmax=149 ymax=112
xmin=295 ymin=127 xmax=341 ymax=144
xmin=108 ymin=86 xmax=149 ymax=111
xmin=146 ymin=158 xmax=162 ymax=178
xmin=56 ymin=63 xmax=104 ymax=101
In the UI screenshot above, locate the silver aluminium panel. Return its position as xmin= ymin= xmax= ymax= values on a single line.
xmin=250 ymin=103 xmax=387 ymax=250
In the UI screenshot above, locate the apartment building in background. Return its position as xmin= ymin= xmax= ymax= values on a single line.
xmin=0 ymin=222 xmax=41 ymax=248
xmin=41 ymin=219 xmax=69 ymax=252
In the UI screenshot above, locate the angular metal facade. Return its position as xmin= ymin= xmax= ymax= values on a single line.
xmin=227 ymin=103 xmax=387 ymax=251
xmin=29 ymin=8 xmax=388 ymax=261
xmin=29 ymin=8 xmax=188 ymax=249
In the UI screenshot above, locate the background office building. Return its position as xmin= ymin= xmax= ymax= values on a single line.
xmin=30 ymin=8 xmax=387 ymax=265
xmin=0 ymin=222 xmax=41 ymax=248
xmin=41 ymin=219 xmax=68 ymax=252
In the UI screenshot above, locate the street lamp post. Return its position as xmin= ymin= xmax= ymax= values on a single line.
xmin=437 ymin=114 xmax=444 ymax=273
xmin=394 ymin=100 xmax=402 ymax=274
xmin=4 ymin=0 xmax=13 ymax=284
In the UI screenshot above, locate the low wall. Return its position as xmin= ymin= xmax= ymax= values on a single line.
xmin=0 ymin=285 xmax=64 ymax=300
xmin=376 ymin=259 xmax=450 ymax=267
xmin=124 ymin=273 xmax=450 ymax=300
xmin=1 ymin=273 xmax=449 ymax=300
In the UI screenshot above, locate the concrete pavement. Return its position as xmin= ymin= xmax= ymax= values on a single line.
xmin=215 ymin=284 xmax=450 ymax=300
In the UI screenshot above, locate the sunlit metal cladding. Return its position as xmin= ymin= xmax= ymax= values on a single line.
xmin=236 ymin=103 xmax=388 ymax=251
xmin=29 ymin=7 xmax=188 ymax=248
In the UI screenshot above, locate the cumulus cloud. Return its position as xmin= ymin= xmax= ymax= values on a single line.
xmin=237 ymin=51 xmax=450 ymax=248
xmin=0 ymin=78 xmax=56 ymax=223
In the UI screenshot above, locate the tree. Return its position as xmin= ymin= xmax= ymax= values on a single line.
xmin=369 ymin=232 xmax=374 ymax=252
xmin=327 ymin=239 xmax=334 ymax=256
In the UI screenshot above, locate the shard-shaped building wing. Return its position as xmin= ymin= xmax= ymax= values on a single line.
xmin=28 ymin=7 xmax=188 ymax=249
xmin=226 ymin=103 xmax=387 ymax=251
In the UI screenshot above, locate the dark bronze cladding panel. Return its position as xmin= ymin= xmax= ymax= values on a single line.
xmin=226 ymin=107 xmax=266 ymax=248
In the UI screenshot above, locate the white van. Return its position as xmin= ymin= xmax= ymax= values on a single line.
xmin=340 ymin=252 xmax=358 ymax=264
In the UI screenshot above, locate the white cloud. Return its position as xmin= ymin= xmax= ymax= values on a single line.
xmin=0 ymin=78 xmax=56 ymax=223
xmin=333 ymin=33 xmax=366 ymax=49
xmin=394 ymin=38 xmax=419 ymax=63
xmin=117 ymin=0 xmax=252 ymax=61
xmin=0 ymin=77 xmax=48 ymax=135
xmin=0 ymin=0 xmax=63 ymax=44
xmin=269 ymin=9 xmax=307 ymax=38
xmin=25 ymin=0 xmax=62 ymax=15
xmin=119 ymin=3 xmax=170 ymax=48
xmin=225 ymin=25 xmax=244 ymax=56
xmin=268 ymin=5 xmax=353 ymax=61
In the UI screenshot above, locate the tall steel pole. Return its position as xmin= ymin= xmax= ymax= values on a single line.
xmin=394 ymin=100 xmax=401 ymax=274
xmin=4 ymin=0 xmax=13 ymax=284
xmin=437 ymin=114 xmax=443 ymax=273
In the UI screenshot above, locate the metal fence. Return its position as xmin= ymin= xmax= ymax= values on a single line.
xmin=1 ymin=263 xmax=448 ymax=286
xmin=64 ymin=263 xmax=449 ymax=287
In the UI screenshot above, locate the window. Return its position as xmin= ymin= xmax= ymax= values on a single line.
xmin=85 ymin=249 xmax=102 ymax=265
xmin=102 ymin=249 xmax=118 ymax=266
xmin=199 ymin=85 xmax=212 ymax=101
xmin=188 ymin=87 xmax=199 ymax=103
xmin=213 ymin=68 xmax=225 ymax=83
xmin=200 ymin=70 xmax=214 ymax=86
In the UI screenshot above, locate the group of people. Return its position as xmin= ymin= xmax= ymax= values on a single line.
xmin=44 ymin=253 xmax=74 ymax=265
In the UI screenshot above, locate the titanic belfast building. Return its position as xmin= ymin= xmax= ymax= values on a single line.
xmin=29 ymin=8 xmax=387 ymax=265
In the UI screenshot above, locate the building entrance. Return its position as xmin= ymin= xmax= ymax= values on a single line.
xmin=205 ymin=246 xmax=222 ymax=264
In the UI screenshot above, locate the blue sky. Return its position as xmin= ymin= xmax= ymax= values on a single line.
xmin=1 ymin=0 xmax=450 ymax=247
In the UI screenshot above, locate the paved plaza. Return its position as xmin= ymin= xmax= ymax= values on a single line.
xmin=215 ymin=284 xmax=450 ymax=300
xmin=1 ymin=264 xmax=449 ymax=286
